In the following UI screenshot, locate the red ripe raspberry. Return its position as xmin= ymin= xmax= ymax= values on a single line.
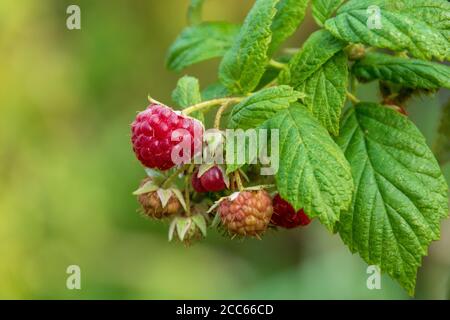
xmin=271 ymin=194 xmax=311 ymax=228
xmin=191 ymin=166 xmax=227 ymax=192
xmin=131 ymin=104 xmax=203 ymax=170
xmin=219 ymin=190 xmax=273 ymax=237
xmin=191 ymin=169 xmax=207 ymax=193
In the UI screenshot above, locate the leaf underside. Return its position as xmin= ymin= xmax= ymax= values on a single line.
xmin=352 ymin=52 xmax=450 ymax=89
xmin=167 ymin=22 xmax=240 ymax=72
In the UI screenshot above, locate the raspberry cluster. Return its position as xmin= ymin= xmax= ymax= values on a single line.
xmin=131 ymin=103 xmax=312 ymax=243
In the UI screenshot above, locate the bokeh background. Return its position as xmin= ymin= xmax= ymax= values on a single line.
xmin=0 ymin=0 xmax=449 ymax=299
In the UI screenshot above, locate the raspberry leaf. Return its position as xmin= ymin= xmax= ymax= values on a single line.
xmin=335 ymin=103 xmax=449 ymax=295
xmin=268 ymin=0 xmax=309 ymax=56
xmin=279 ymin=30 xmax=346 ymax=86
xmin=312 ymin=0 xmax=345 ymax=26
xmin=279 ymin=30 xmax=348 ymax=135
xmin=228 ymin=85 xmax=303 ymax=130
xmin=172 ymin=76 xmax=202 ymax=107
xmin=172 ymin=75 xmax=204 ymax=122
xmin=187 ymin=0 xmax=204 ymax=25
xmin=267 ymin=103 xmax=353 ymax=231
xmin=296 ymin=51 xmax=348 ymax=136
xmin=167 ymin=22 xmax=240 ymax=72
xmin=201 ymin=82 xmax=230 ymax=100
xmin=219 ymin=0 xmax=280 ymax=94
xmin=352 ymin=52 xmax=450 ymax=90
xmin=324 ymin=0 xmax=450 ymax=61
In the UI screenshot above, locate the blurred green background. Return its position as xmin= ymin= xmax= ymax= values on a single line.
xmin=0 ymin=0 xmax=449 ymax=299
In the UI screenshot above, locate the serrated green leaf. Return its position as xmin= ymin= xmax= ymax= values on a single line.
xmin=324 ymin=0 xmax=450 ymax=61
xmin=312 ymin=0 xmax=345 ymax=26
xmin=268 ymin=0 xmax=309 ymax=56
xmin=297 ymin=51 xmax=348 ymax=136
xmin=279 ymin=30 xmax=348 ymax=135
xmin=192 ymin=214 xmax=207 ymax=237
xmin=228 ymin=85 xmax=302 ymax=129
xmin=434 ymin=98 xmax=450 ymax=165
xmin=335 ymin=102 xmax=449 ymax=295
xmin=166 ymin=22 xmax=240 ymax=72
xmin=352 ymin=52 xmax=450 ymax=89
xmin=219 ymin=0 xmax=280 ymax=94
xmin=187 ymin=0 xmax=204 ymax=25
xmin=267 ymin=104 xmax=353 ymax=231
xmin=172 ymin=76 xmax=202 ymax=107
xmin=172 ymin=75 xmax=204 ymax=122
xmin=201 ymin=82 xmax=230 ymax=100
xmin=279 ymin=30 xmax=346 ymax=86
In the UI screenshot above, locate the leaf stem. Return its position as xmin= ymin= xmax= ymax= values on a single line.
xmin=182 ymin=97 xmax=243 ymax=116
xmin=184 ymin=175 xmax=191 ymax=216
xmin=268 ymin=59 xmax=287 ymax=70
xmin=162 ymin=165 xmax=186 ymax=189
xmin=214 ymin=102 xmax=232 ymax=129
xmin=346 ymin=91 xmax=360 ymax=104
xmin=234 ymin=171 xmax=244 ymax=191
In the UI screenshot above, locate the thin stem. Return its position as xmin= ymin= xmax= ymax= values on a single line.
xmin=184 ymin=175 xmax=191 ymax=216
xmin=234 ymin=171 xmax=244 ymax=191
xmin=268 ymin=59 xmax=287 ymax=70
xmin=148 ymin=95 xmax=165 ymax=105
xmin=263 ymin=77 xmax=278 ymax=89
xmin=162 ymin=165 xmax=186 ymax=189
xmin=214 ymin=102 xmax=232 ymax=129
xmin=283 ymin=48 xmax=300 ymax=55
xmin=182 ymin=97 xmax=243 ymax=116
xmin=346 ymin=91 xmax=360 ymax=104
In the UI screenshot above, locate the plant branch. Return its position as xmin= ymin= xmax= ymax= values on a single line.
xmin=268 ymin=59 xmax=287 ymax=70
xmin=214 ymin=102 xmax=232 ymax=129
xmin=234 ymin=171 xmax=244 ymax=191
xmin=162 ymin=165 xmax=186 ymax=189
xmin=346 ymin=91 xmax=360 ymax=104
xmin=182 ymin=97 xmax=243 ymax=116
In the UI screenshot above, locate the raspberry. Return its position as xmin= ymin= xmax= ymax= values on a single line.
xmin=271 ymin=194 xmax=311 ymax=228
xmin=219 ymin=190 xmax=273 ymax=236
xmin=131 ymin=103 xmax=203 ymax=170
xmin=137 ymin=178 xmax=182 ymax=218
xmin=191 ymin=169 xmax=207 ymax=193
xmin=191 ymin=166 xmax=227 ymax=192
